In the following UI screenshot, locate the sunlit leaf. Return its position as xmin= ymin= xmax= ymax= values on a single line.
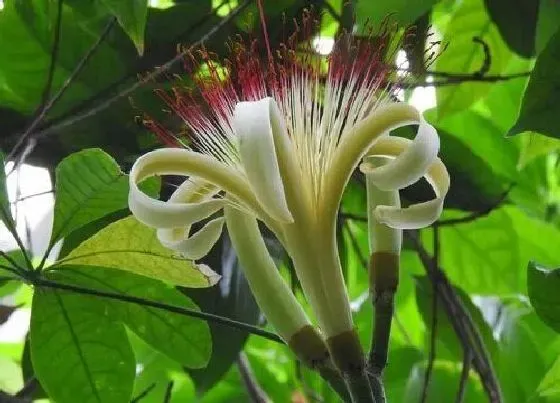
xmin=51 ymin=148 xmax=159 ymax=245
xmin=435 ymin=0 xmax=513 ymax=117
xmin=536 ymin=355 xmax=560 ymax=401
xmin=434 ymin=206 xmax=560 ymax=295
xmin=355 ymin=0 xmax=440 ymax=28
xmin=57 ymin=215 xmax=220 ymax=288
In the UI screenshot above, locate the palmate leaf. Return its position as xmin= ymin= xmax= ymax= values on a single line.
xmin=54 ymin=266 xmax=212 ymax=368
xmin=30 ymin=287 xmax=135 ymax=403
xmin=31 ymin=266 xmax=213 ymax=403
xmin=57 ymin=215 xmax=220 ymax=288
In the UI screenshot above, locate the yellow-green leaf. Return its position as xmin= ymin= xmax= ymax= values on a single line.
xmin=56 ymin=216 xmax=220 ymax=288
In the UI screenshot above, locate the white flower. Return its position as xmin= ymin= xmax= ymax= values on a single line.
xmin=128 ymin=26 xmax=449 ymax=366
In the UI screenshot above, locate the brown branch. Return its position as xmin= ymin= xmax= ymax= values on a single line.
xmin=7 ymin=0 xmax=63 ymax=164
xmin=237 ymin=353 xmax=270 ymax=403
xmin=455 ymin=350 xmax=472 ymax=403
xmin=406 ymin=230 xmax=502 ymax=403
xmin=420 ymin=228 xmax=440 ymax=403
xmin=29 ymin=0 xmax=233 ymax=142
xmin=163 ymin=381 xmax=174 ymax=403
xmin=32 ymin=276 xmax=284 ymax=344
xmin=130 ymin=383 xmax=156 ymax=403
xmin=27 ymin=0 xmax=252 ymax=142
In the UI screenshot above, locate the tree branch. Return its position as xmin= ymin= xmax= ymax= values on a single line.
xmin=163 ymin=381 xmax=174 ymax=403
xmin=32 ymin=276 xmax=284 ymax=344
xmin=130 ymin=383 xmax=156 ymax=403
xmin=406 ymin=231 xmax=502 ymax=403
xmin=25 ymin=0 xmax=252 ymax=142
xmin=455 ymin=350 xmax=472 ymax=403
xmin=420 ymin=227 xmax=440 ymax=403
xmin=237 ymin=353 xmax=270 ymax=403
xmin=433 ymin=187 xmax=511 ymax=228
xmin=7 ymin=15 xmax=118 ymax=166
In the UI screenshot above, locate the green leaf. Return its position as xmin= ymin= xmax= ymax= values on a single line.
xmin=518 ymin=133 xmax=560 ymax=169
xmin=483 ymin=0 xmax=538 ymax=58
xmin=527 ymin=261 xmax=560 ymax=333
xmin=435 ymin=0 xmax=513 ymax=117
xmin=0 ymin=1 xmax=128 ymax=114
xmin=404 ymin=360 xmax=485 ymax=402
xmin=536 ymin=355 xmax=560 ymax=401
xmin=51 ymin=148 xmax=159 ymax=245
xmin=100 ymin=0 xmax=148 ymax=55
xmin=0 ymin=152 xmax=14 ymax=229
xmin=497 ymin=298 xmax=560 ymax=402
xmin=57 ymin=215 xmax=220 ymax=288
xmin=509 ymin=28 xmax=560 ymax=139
xmin=536 ymin=0 xmax=560 ymax=54
xmin=30 ymin=287 xmax=135 ymax=403
xmin=56 ymin=265 xmax=212 ymax=368
xmin=435 ymin=111 xmax=519 ymax=179
xmin=355 ymin=0 xmax=440 ymax=28
xmin=434 ymin=206 xmax=560 ymax=295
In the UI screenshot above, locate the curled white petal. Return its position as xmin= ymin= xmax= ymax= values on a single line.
xmin=154 ymin=178 xmax=223 ymax=259
xmin=157 ymin=217 xmax=225 ymax=260
xmin=234 ymin=98 xmax=293 ymax=223
xmin=363 ymin=137 xmax=450 ymax=229
xmin=364 ymin=116 xmax=440 ymax=191
xmin=129 ymin=148 xmax=246 ymax=229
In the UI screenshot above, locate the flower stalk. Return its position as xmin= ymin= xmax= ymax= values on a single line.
xmin=362 ymin=156 xmax=401 ymax=376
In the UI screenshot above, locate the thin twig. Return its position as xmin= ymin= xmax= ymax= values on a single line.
xmin=433 ymin=187 xmax=511 ymax=227
xmin=32 ymin=276 xmax=284 ymax=344
xmin=7 ymin=17 xmax=118 ymax=166
xmin=30 ymin=0 xmax=232 ymax=143
xmin=42 ymin=0 xmax=64 ymax=103
xmin=11 ymin=190 xmax=54 ymax=204
xmin=420 ymin=228 xmax=440 ymax=403
xmin=163 ymin=381 xmax=174 ymax=403
xmin=7 ymin=0 xmax=64 ymax=164
xmin=455 ymin=350 xmax=472 ymax=403
xmin=237 ymin=353 xmax=270 ymax=403
xmin=130 ymin=383 xmax=157 ymax=403
xmin=406 ymin=231 xmax=502 ymax=403
xmin=27 ymin=0 xmax=253 ymax=142
xmin=0 ymin=206 xmax=33 ymax=271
